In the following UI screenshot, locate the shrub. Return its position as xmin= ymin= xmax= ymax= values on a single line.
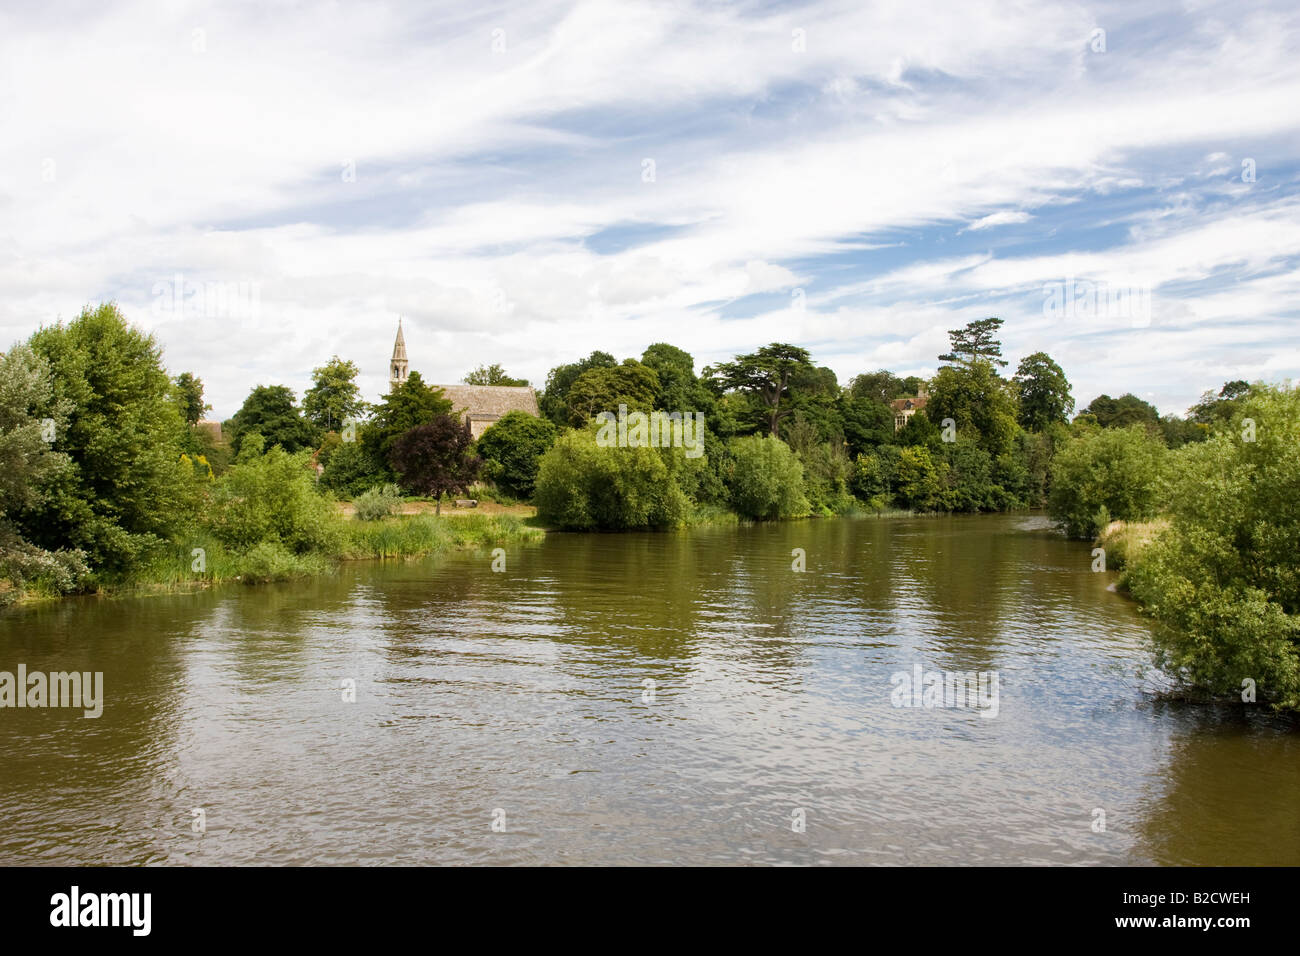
xmin=321 ymin=439 xmax=388 ymax=498
xmin=1125 ymin=385 xmax=1300 ymax=710
xmin=353 ymin=483 xmax=404 ymax=521
xmin=724 ymin=435 xmax=809 ymax=520
xmin=207 ymin=446 xmax=344 ymax=555
xmin=1047 ymin=424 xmax=1166 ymax=538
xmin=475 ymin=411 xmax=558 ymax=499
xmin=534 ymin=427 xmax=691 ymax=530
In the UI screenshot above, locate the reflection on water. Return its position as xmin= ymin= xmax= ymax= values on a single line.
xmin=1 ymin=514 xmax=1296 ymax=865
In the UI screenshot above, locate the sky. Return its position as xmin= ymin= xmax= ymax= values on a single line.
xmin=2 ymin=0 xmax=1299 ymax=419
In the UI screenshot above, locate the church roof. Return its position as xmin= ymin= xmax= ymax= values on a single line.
xmin=437 ymin=384 xmax=540 ymax=421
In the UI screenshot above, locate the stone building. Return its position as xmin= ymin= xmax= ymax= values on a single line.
xmin=389 ymin=319 xmax=539 ymax=438
xmin=890 ymin=389 xmax=930 ymax=431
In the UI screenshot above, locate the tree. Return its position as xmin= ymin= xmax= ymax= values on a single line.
xmin=226 ymin=384 xmax=319 ymax=454
xmin=1188 ymin=380 xmax=1252 ymax=427
xmin=1125 ymin=384 xmax=1300 ymax=710
xmin=533 ymin=427 xmax=691 ymax=530
xmin=21 ymin=303 xmax=195 ymax=575
xmin=839 ymin=393 xmax=895 ymax=457
xmin=475 ymin=410 xmax=558 ymax=499
xmin=540 ymin=351 xmax=617 ymax=425
xmin=303 ymin=356 xmax=366 ymax=432
xmin=724 ymin=434 xmax=809 ymax=519
xmin=1077 ymin=393 xmax=1159 ymax=430
xmin=1047 ymin=425 xmax=1167 ymax=538
xmin=926 ymin=360 xmax=1019 ymax=456
xmin=464 ymin=363 xmax=529 ymax=387
xmin=704 ymin=343 xmax=813 ymax=437
xmin=849 ymin=370 xmax=917 ymax=403
xmin=1013 ymin=352 xmax=1074 ymax=431
xmin=564 ymin=360 xmax=660 ymax=426
xmin=640 ymin=343 xmax=715 ymax=416
xmin=362 ymin=371 xmax=454 ymax=476
xmin=173 ymin=372 xmax=210 ymax=426
xmin=0 ymin=345 xmax=87 ymax=597
xmin=939 ymin=317 xmax=1007 ymax=367
xmin=388 ymin=414 xmax=482 ymax=515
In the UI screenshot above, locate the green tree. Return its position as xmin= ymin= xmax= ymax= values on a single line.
xmin=1013 ymin=352 xmax=1074 ymax=431
xmin=21 ymin=304 xmax=195 ymax=575
xmin=475 ymin=410 xmax=558 ymax=499
xmin=540 ymin=351 xmax=617 ymax=426
xmin=939 ymin=317 xmax=1007 ymax=367
xmin=565 ymin=359 xmax=661 ymax=426
xmin=1077 ymin=393 xmax=1160 ymax=429
xmin=1126 ymin=385 xmax=1300 ymax=710
xmin=465 ymin=363 xmax=529 ymax=387
xmin=303 ymin=356 xmax=366 ymax=432
xmin=1047 ymin=424 xmax=1167 ymax=538
xmin=173 ymin=372 xmax=210 ymax=426
xmin=208 ymin=445 xmax=343 ymax=555
xmin=362 ymin=371 xmax=454 ymax=477
xmin=895 ymin=445 xmax=948 ymax=511
xmin=704 ymin=343 xmax=814 ymax=437
xmin=534 ymin=426 xmax=691 ymax=530
xmin=926 ymin=360 xmax=1019 ymax=456
xmin=723 ymin=434 xmax=810 ymax=519
xmin=0 ymin=345 xmax=87 ymax=597
xmin=389 ymin=414 xmax=483 ymax=515
xmin=1187 ymin=380 xmax=1252 ymax=427
xmin=227 ymin=385 xmax=319 ymax=454
xmin=320 ymin=439 xmax=387 ymax=498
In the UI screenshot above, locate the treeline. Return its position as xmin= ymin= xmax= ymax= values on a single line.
xmin=0 ymin=304 xmax=534 ymax=603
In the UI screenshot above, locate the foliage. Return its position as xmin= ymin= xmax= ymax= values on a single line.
xmin=533 ymin=427 xmax=691 ymax=530
xmin=362 ymin=371 xmax=453 ymax=475
xmin=207 ymin=445 xmax=342 ymax=554
xmin=22 ymin=304 xmax=196 ymax=575
xmin=172 ymin=372 xmax=210 ymax=426
xmin=320 ymin=438 xmax=387 ymax=498
xmin=475 ymin=410 xmax=558 ymax=499
xmin=1077 ymin=393 xmax=1160 ymax=430
xmin=303 ymin=355 xmax=367 ymax=432
xmin=939 ymin=317 xmax=1007 ymax=367
xmin=926 ymin=360 xmax=1018 ymax=456
xmin=564 ymin=359 xmax=660 ymax=426
xmin=704 ymin=343 xmax=814 ymax=437
xmin=1124 ymin=385 xmax=1300 ymax=710
xmin=353 ymin=483 xmax=404 ymax=521
xmin=540 ymin=351 xmax=617 ymax=426
xmin=1047 ymin=424 xmax=1167 ymax=538
xmin=723 ymin=434 xmax=809 ymax=520
xmin=226 ymin=384 xmax=319 ymax=454
xmin=1013 ymin=351 xmax=1073 ymax=431
xmin=464 ymin=363 xmax=529 ymax=387
xmin=388 ymin=414 xmax=483 ymax=512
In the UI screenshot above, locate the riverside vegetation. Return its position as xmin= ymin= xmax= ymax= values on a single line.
xmin=2 ymin=303 xmax=1296 ymax=711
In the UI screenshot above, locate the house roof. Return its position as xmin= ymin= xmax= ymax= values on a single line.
xmin=436 ymin=384 xmax=540 ymax=421
xmin=890 ymin=395 xmax=928 ymax=412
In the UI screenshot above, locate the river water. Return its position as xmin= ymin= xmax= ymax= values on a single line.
xmin=1 ymin=514 xmax=1296 ymax=865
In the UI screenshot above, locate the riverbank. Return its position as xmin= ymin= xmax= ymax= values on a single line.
xmin=4 ymin=513 xmax=544 ymax=606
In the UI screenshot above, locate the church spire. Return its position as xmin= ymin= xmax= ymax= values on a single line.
xmin=390 ymin=317 xmax=409 ymax=387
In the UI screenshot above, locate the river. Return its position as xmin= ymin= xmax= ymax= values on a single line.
xmin=1 ymin=513 xmax=1296 ymax=865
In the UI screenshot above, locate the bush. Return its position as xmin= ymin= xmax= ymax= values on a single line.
xmin=724 ymin=435 xmax=809 ymax=520
xmin=475 ymin=411 xmax=558 ymax=499
xmin=1125 ymin=385 xmax=1300 ymax=710
xmin=1047 ymin=424 xmax=1166 ymax=538
xmin=534 ymin=427 xmax=691 ymax=530
xmin=207 ymin=446 xmax=344 ymax=555
xmin=353 ymin=483 xmax=404 ymax=521
xmin=320 ymin=439 xmax=387 ymax=498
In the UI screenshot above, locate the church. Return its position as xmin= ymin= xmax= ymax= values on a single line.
xmin=388 ymin=319 xmax=540 ymax=439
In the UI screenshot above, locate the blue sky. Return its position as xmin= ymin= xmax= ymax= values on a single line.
xmin=2 ymin=0 xmax=1299 ymax=417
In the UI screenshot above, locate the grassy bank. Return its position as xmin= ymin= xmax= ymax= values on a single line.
xmin=11 ymin=513 xmax=544 ymax=603
xmin=1095 ymin=518 xmax=1170 ymax=576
